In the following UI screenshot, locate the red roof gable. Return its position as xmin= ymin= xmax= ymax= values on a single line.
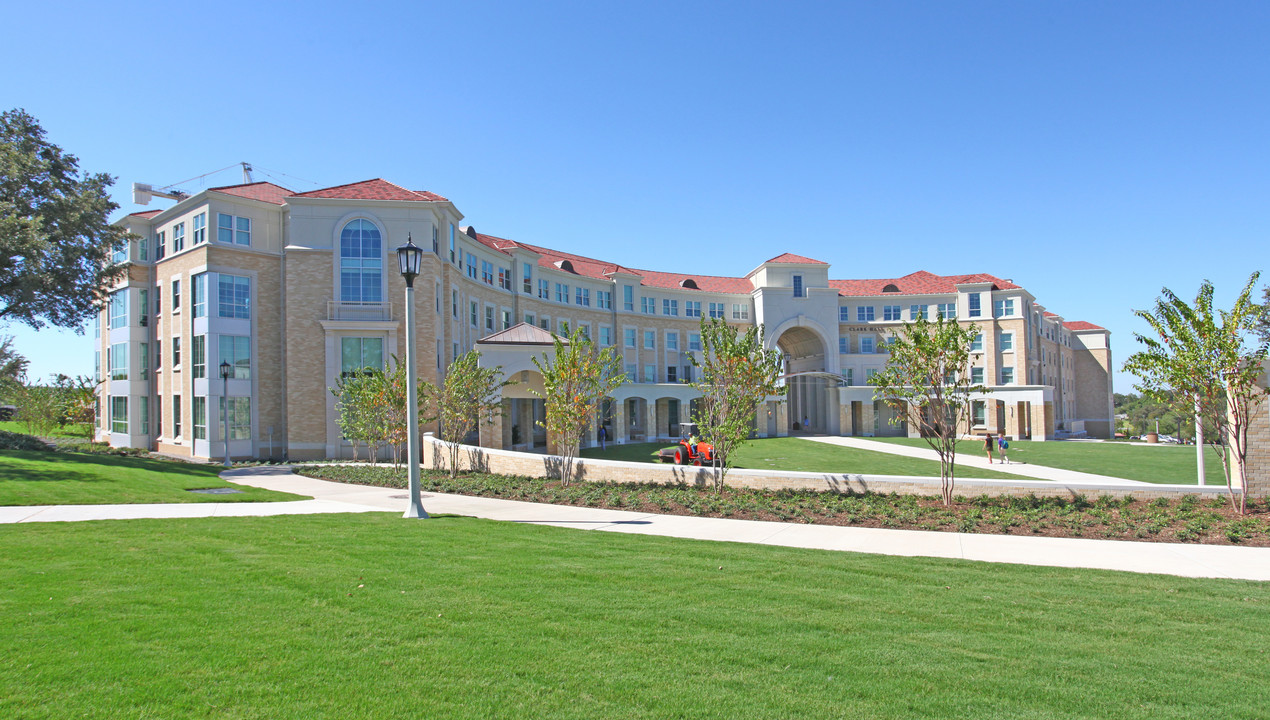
xmin=1064 ymin=321 xmax=1105 ymax=331
xmin=829 ymin=271 xmax=1020 ymax=297
xmin=766 ymin=252 xmax=827 ymax=265
xmin=127 ymin=209 xmax=162 ymax=218
xmin=209 ymin=181 xmax=293 ymax=205
xmin=291 ymin=178 xmax=447 ymax=203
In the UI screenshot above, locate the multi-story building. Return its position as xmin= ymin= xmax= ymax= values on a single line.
xmin=96 ymin=178 xmax=1113 ymax=461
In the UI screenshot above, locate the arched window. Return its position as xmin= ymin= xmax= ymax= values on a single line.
xmin=882 ymin=283 xmax=899 ymax=293
xmin=340 ymin=219 xmax=382 ymax=303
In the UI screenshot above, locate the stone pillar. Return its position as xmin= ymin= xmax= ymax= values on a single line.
xmin=480 ymin=404 xmax=504 ymax=449
xmin=860 ymin=401 xmax=876 ymax=437
xmin=1030 ymin=401 xmax=1055 ymax=441
xmin=840 ymin=401 xmax=853 ymax=437
xmin=501 ymin=399 xmax=514 ymax=448
xmin=518 ymin=400 xmax=535 ymax=448
xmin=906 ymin=402 xmax=923 ymax=438
xmin=614 ymin=400 xmax=628 ymax=444
xmin=646 ymin=400 xmax=659 ymax=443
xmin=775 ymin=401 xmax=789 ymax=437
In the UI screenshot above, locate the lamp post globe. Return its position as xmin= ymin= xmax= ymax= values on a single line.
xmin=397 ymin=234 xmax=428 ymax=518
xmin=219 ymin=360 xmax=232 ymax=467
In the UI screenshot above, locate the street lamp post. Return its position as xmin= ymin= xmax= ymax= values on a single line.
xmin=397 ymin=234 xmax=428 ymax=519
xmin=219 ymin=360 xmax=232 ymax=467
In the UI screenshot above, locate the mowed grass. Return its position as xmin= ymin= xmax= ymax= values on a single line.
xmin=874 ymin=438 xmax=1228 ymax=485
xmin=0 ymin=450 xmax=304 ymax=505
xmin=582 ymin=436 xmax=1028 ymax=479
xmin=1 ymin=513 xmax=1267 ymax=719
xmin=0 ymin=420 xmax=91 ymax=438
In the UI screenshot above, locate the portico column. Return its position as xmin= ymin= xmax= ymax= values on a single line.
xmin=860 ymin=401 xmax=876 ymax=437
xmin=614 ymin=400 xmax=628 ymax=444
xmin=646 ymin=399 xmax=658 ymax=442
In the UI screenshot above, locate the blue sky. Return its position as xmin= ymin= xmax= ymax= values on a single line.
xmin=3 ymin=0 xmax=1267 ymax=394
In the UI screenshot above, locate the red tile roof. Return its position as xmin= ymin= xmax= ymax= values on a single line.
xmin=127 ymin=210 xmax=163 ymax=218
xmin=290 ymin=178 xmax=447 ymax=203
xmin=627 ymin=269 xmax=754 ymax=294
xmin=209 ymin=181 xmax=294 ymax=205
xmin=1043 ymin=311 xmax=1058 ymax=318
xmin=1064 ymin=321 xmax=1105 ymax=331
xmin=766 ymin=252 xmax=827 ymax=265
xmin=829 ymin=271 xmax=1020 ymax=297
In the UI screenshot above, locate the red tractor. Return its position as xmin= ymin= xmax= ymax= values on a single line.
xmin=658 ymin=422 xmax=716 ymax=465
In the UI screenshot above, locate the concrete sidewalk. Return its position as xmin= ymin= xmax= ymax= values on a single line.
xmin=803 ymin=435 xmax=1158 ymax=486
xmin=4 ymin=465 xmax=1267 ymax=582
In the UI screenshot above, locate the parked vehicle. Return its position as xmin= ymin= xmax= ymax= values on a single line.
xmin=657 ymin=422 xmax=716 ymax=465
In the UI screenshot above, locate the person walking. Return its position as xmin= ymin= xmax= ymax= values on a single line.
xmin=997 ymin=432 xmax=1009 ymax=464
xmin=598 ymin=425 xmax=607 ymax=451
xmin=983 ymin=433 xmax=996 ymax=463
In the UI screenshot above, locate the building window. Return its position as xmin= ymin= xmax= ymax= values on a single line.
xmin=466 ymin=254 xmax=477 ymax=279
xmin=173 ymin=395 xmax=182 ymax=439
xmin=792 ymin=275 xmax=804 ymax=298
xmin=667 ymin=332 xmax=679 ymax=351
xmin=155 ymin=340 xmax=161 ymax=371
xmin=689 ymin=333 xmax=701 ymax=351
xmin=140 ymin=342 xmax=148 ymax=380
xmin=623 ymin=285 xmax=634 ymax=312
xmin=139 ymin=289 xmax=148 ymax=325
xmin=865 ymin=368 xmax=878 ymax=383
xmin=537 ymin=279 xmax=549 ymax=299
xmin=685 ymin=301 xmax=701 ymax=318
xmin=171 ymin=279 xmax=181 ymax=312
xmin=110 ymin=396 xmax=128 ymax=434
xmin=109 ymin=342 xmax=127 ymax=380
xmin=839 ymin=337 xmax=849 ymax=354
xmin=432 ymin=225 xmax=439 ymax=254
xmin=340 ymin=219 xmax=382 ymax=303
xmin=192 ymin=213 xmax=206 ymax=245
xmin=843 ymin=368 xmax=854 ymax=386
xmin=111 ymin=240 xmax=127 ymax=265
xmin=193 ymin=397 xmax=207 ymax=440
xmin=539 ymin=317 xmax=550 ymax=330
xmin=108 ymin=289 xmax=128 ymax=329
xmin=451 ymin=290 xmax=458 ymax=318
xmin=502 ymin=309 xmax=511 ymax=330
xmin=597 ymin=290 xmax=612 ymax=310
xmin=910 ymin=304 xmax=927 ymax=320
xmin=155 ymin=284 xmax=162 ymax=314
xmin=449 ymin=224 xmax=456 ymax=263
xmin=624 ymin=328 xmax=636 ymax=348
xmin=937 ymin=302 xmax=956 ymax=319
xmin=523 ymin=262 xmax=533 ymax=293
xmin=485 ymin=306 xmax=494 ymax=331
xmin=644 ymin=364 xmax=657 ymax=383
xmin=641 ymin=297 xmax=655 ymax=314
xmin=218 ymin=274 xmax=250 ymax=319
xmin=576 ymin=287 xmax=590 ymax=306
xmin=192 ymin=335 xmax=206 ymax=379
xmin=971 ymin=367 xmax=984 ymax=385
xmin=708 ymin=302 xmax=724 ymax=318
xmin=972 ymin=400 xmax=986 ymax=425
xmin=139 ymin=234 xmax=148 ymax=261
xmin=644 ymin=331 xmax=655 ymax=350
xmin=839 ymin=306 xmax=850 ymax=323
xmin=482 ymin=261 xmax=494 ymax=285
xmin=600 ymin=327 xmax=613 ymax=346
xmin=192 ymin=273 xmax=207 ymax=318
xmin=221 ymin=335 xmax=251 ymax=379
xmin=883 ymin=305 xmax=901 ymax=321
xmin=557 ymin=319 xmax=570 ymax=335
xmin=218 ymin=216 xmax=252 ymax=246
xmin=139 ymin=398 xmax=149 ymax=435
xmin=994 ymin=298 xmax=1015 ymax=318
xmin=172 ymin=337 xmax=182 ymax=368
xmin=968 ymin=293 xmax=982 ymax=318
xmin=732 ymin=303 xmax=749 ymax=320
xmin=155 ymin=230 xmax=166 ymax=260
xmin=173 ymin=222 xmax=185 ymax=252
xmin=469 ymin=301 xmax=478 ymax=327
xmin=555 ymin=283 xmax=569 ymax=303
xmin=1000 ymin=332 xmax=1014 ymax=351
xmin=971 ymin=333 xmax=984 ymax=352
xmin=663 ymin=299 xmax=678 ymax=316
xmin=1001 ymin=367 xmax=1015 ymax=384
xmin=220 ymin=397 xmax=251 ymax=440
xmin=625 ymin=363 xmax=637 ymax=382
xmin=341 ymin=337 xmax=383 ymax=376
xmin=860 ymin=337 xmax=875 ymax=354
xmin=857 ymin=306 xmax=875 ymax=322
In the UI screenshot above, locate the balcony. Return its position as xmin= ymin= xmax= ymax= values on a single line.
xmin=327 ymin=301 xmax=394 ymax=322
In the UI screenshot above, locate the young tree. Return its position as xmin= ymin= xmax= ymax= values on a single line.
xmin=869 ymin=313 xmax=987 ymax=507
xmin=331 ymin=371 xmax=376 ymax=462
xmin=52 ymin=373 xmax=98 ymax=436
xmin=531 ymin=327 xmax=625 ymax=486
xmin=688 ymin=317 xmax=784 ymax=491
xmin=421 ymin=350 xmax=510 ymax=477
xmin=1125 ymin=275 xmax=1269 ymax=513
xmin=0 ymin=109 xmax=129 ymax=330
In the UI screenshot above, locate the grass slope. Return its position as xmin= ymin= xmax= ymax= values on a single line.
xmin=1 ymin=514 xmax=1266 ymax=719
xmin=0 ymin=450 xmax=304 ymax=505
xmin=875 ymin=438 xmax=1228 ymax=485
xmin=0 ymin=420 xmax=91 ymax=438
xmin=582 ymin=436 xmax=1028 ymax=479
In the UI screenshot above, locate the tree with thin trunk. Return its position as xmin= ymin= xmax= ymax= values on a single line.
xmin=1124 ymin=275 xmax=1269 ymax=513
xmin=422 ymin=350 xmax=510 ymax=477
xmin=689 ymin=317 xmax=784 ymax=491
xmin=0 ymin=109 xmax=128 ymax=330
xmin=531 ymin=327 xmax=624 ymax=486
xmin=869 ymin=312 xmax=987 ymax=507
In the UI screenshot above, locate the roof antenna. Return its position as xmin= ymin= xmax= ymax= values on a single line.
xmin=242 ymin=162 xmax=253 ymax=183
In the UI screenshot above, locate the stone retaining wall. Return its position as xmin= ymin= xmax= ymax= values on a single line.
xmin=422 ymin=433 xmax=1227 ymax=501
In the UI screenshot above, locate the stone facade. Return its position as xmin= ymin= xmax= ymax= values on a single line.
xmin=97 ymin=178 xmax=1115 ymax=461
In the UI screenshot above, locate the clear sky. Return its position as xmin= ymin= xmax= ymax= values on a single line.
xmin=3 ymin=0 xmax=1267 ymax=394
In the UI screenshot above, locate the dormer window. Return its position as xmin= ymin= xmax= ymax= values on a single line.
xmin=679 ymin=279 xmax=698 ymax=289
xmin=554 ymin=259 xmax=575 ymax=273
xmin=882 ymin=283 xmax=899 ymax=293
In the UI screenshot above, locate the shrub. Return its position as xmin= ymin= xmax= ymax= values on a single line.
xmin=0 ymin=429 xmax=52 ymax=451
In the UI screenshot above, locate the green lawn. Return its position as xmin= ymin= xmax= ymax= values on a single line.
xmin=873 ymin=437 xmax=1229 ymax=485
xmin=582 ymin=436 xmax=1029 ymax=479
xmin=0 ymin=450 xmax=304 ymax=505
xmin=1 ymin=513 xmax=1265 ymax=719
xmin=0 ymin=420 xmax=92 ymax=438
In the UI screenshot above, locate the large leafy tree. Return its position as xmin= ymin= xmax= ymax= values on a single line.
xmin=1124 ymin=275 xmax=1269 ymax=513
xmin=531 ymin=327 xmax=625 ymax=486
xmin=0 ymin=335 xmax=28 ymax=397
xmin=422 ymin=350 xmax=510 ymax=477
xmin=688 ymin=317 xmax=784 ymax=491
xmin=869 ymin=313 xmax=986 ymax=507
xmin=0 ymin=109 xmax=128 ymax=330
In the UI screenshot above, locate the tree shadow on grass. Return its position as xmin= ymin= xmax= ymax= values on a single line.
xmin=0 ymin=450 xmax=223 ymax=485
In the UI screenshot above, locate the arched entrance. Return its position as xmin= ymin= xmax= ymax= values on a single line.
xmin=776 ymin=326 xmax=829 ymax=434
